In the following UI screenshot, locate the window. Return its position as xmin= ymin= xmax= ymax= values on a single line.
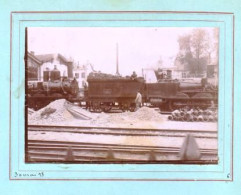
xmin=75 ymin=73 xmax=79 ymax=78
xmin=182 ymin=72 xmax=186 ymax=78
xmin=81 ymin=72 xmax=85 ymax=78
xmin=28 ymin=66 xmax=38 ymax=80
xmin=27 ymin=61 xmax=38 ymax=81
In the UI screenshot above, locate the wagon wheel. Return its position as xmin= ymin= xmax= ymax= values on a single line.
xmin=121 ymin=106 xmax=127 ymax=112
xmin=92 ymin=106 xmax=101 ymax=113
xmin=129 ymin=107 xmax=135 ymax=112
xmin=129 ymin=103 xmax=136 ymax=112
xmin=92 ymin=106 xmax=99 ymax=113
xmin=89 ymin=103 xmax=95 ymax=112
xmin=121 ymin=103 xmax=129 ymax=112
xmin=92 ymin=102 xmax=102 ymax=113
xmin=89 ymin=107 xmax=94 ymax=112
xmin=96 ymin=107 xmax=102 ymax=113
xmin=102 ymin=106 xmax=112 ymax=113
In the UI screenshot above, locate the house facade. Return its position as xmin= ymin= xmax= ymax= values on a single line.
xmin=36 ymin=53 xmax=73 ymax=81
xmin=27 ymin=52 xmax=73 ymax=81
xmin=27 ymin=51 xmax=92 ymax=90
xmin=73 ymin=64 xmax=92 ymax=90
xmin=27 ymin=51 xmax=42 ymax=81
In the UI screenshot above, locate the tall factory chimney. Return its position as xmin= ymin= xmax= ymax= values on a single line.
xmin=116 ymin=43 xmax=120 ymax=76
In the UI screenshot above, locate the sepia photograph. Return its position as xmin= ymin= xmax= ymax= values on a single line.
xmin=26 ymin=27 xmax=219 ymax=164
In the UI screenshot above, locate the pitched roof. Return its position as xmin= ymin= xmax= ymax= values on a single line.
xmin=27 ymin=51 xmax=42 ymax=64
xmin=35 ymin=53 xmax=72 ymax=63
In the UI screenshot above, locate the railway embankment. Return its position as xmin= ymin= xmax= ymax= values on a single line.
xmin=27 ymin=99 xmax=218 ymax=163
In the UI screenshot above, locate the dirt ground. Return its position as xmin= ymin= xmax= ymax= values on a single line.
xmin=28 ymin=99 xmax=217 ymax=131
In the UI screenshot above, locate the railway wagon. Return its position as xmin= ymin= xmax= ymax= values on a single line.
xmin=86 ymin=76 xmax=145 ymax=112
xmin=145 ymin=80 xmax=180 ymax=109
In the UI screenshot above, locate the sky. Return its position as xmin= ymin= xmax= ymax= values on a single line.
xmin=28 ymin=27 xmax=216 ymax=76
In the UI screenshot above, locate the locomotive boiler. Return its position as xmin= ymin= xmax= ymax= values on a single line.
xmin=27 ymin=68 xmax=79 ymax=110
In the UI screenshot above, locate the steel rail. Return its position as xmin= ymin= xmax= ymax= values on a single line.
xmin=27 ymin=139 xmax=218 ymax=164
xmin=28 ymin=125 xmax=217 ymax=139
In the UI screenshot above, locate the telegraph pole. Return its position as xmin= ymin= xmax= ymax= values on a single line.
xmin=116 ymin=43 xmax=120 ymax=76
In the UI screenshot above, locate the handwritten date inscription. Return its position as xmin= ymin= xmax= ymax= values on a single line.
xmin=14 ymin=172 xmax=44 ymax=178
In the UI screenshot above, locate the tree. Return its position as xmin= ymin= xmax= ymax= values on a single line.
xmin=178 ymin=34 xmax=191 ymax=51
xmin=190 ymin=29 xmax=210 ymax=75
xmin=212 ymin=28 xmax=219 ymax=65
xmin=176 ymin=29 xmax=211 ymax=75
xmin=177 ymin=34 xmax=194 ymax=72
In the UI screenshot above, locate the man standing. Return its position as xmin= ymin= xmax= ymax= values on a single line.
xmin=131 ymin=71 xmax=137 ymax=79
xmin=135 ymin=91 xmax=142 ymax=110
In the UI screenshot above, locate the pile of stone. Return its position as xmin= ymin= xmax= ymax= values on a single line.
xmin=91 ymin=107 xmax=163 ymax=126
xmin=28 ymin=101 xmax=163 ymax=126
xmin=168 ymin=108 xmax=218 ymax=122
xmin=28 ymin=99 xmax=75 ymax=125
xmin=28 ymin=108 xmax=35 ymax=115
xmin=28 ymin=99 xmax=95 ymax=125
xmin=129 ymin=107 xmax=163 ymax=121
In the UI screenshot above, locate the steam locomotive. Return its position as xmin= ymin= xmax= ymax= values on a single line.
xmin=27 ymin=68 xmax=79 ymax=110
xmin=27 ymin=69 xmax=217 ymax=112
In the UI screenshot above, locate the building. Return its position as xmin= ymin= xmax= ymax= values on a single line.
xmin=73 ymin=64 xmax=88 ymax=89
xmin=27 ymin=51 xmax=42 ymax=81
xmin=36 ymin=53 xmax=73 ymax=80
xmin=27 ymin=52 xmax=98 ymax=90
xmin=206 ymin=57 xmax=218 ymax=86
xmin=72 ymin=62 xmax=94 ymax=90
xmin=27 ymin=52 xmax=73 ymax=81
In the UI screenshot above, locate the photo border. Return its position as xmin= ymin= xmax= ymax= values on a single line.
xmin=10 ymin=11 xmax=234 ymax=181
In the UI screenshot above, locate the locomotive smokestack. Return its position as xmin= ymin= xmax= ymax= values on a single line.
xmin=116 ymin=43 xmax=120 ymax=76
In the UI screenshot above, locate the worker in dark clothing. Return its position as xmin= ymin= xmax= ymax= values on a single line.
xmin=131 ymin=71 xmax=137 ymax=79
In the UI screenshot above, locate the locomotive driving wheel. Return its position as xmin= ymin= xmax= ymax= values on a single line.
xmin=159 ymin=101 xmax=173 ymax=112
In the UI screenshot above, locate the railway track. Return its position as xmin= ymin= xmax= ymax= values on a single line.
xmin=27 ymin=125 xmax=218 ymax=163
xmin=28 ymin=125 xmax=217 ymax=139
xmin=27 ymin=139 xmax=218 ymax=164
